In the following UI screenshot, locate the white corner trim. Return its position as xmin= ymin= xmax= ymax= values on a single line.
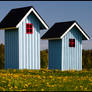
xmin=60 ymin=22 xmax=90 ymax=40
xmin=32 ymin=8 xmax=49 ymax=30
xmin=75 ymin=23 xmax=90 ymax=40
xmin=16 ymin=8 xmax=49 ymax=30
xmin=62 ymin=38 xmax=64 ymax=71
xmin=60 ymin=23 xmax=76 ymax=39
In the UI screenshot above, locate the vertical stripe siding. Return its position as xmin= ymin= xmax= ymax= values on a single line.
xmin=19 ymin=24 xmax=22 ymax=69
xmin=62 ymin=26 xmax=82 ymax=70
xmin=22 ymin=22 xmax=24 ymax=69
xmin=48 ymin=40 xmax=61 ymax=70
xmin=23 ymin=21 xmax=25 ymax=69
xmin=5 ymin=29 xmax=19 ymax=69
xmin=19 ymin=13 xmax=40 ymax=69
xmin=48 ymin=26 xmax=82 ymax=71
xmin=28 ymin=16 xmax=30 ymax=69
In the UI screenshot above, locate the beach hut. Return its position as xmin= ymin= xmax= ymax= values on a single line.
xmin=41 ymin=21 xmax=90 ymax=70
xmin=0 ymin=6 xmax=49 ymax=69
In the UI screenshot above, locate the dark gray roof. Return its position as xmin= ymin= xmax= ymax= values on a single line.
xmin=0 ymin=6 xmax=49 ymax=30
xmin=41 ymin=21 xmax=90 ymax=40
xmin=0 ymin=6 xmax=32 ymax=29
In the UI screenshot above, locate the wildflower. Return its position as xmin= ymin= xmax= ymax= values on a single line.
xmin=14 ymin=86 xmax=17 ymax=89
xmin=43 ymin=76 xmax=46 ymax=79
xmin=49 ymin=76 xmax=53 ymax=79
xmin=46 ymin=82 xmax=49 ymax=85
xmin=51 ymin=85 xmax=54 ymax=87
xmin=63 ymin=78 xmax=66 ymax=81
xmin=13 ymin=69 xmax=16 ymax=72
xmin=2 ymin=81 xmax=6 ymax=83
xmin=46 ymin=82 xmax=51 ymax=87
xmin=75 ymin=86 xmax=78 ymax=89
xmin=13 ymin=74 xmax=19 ymax=78
xmin=8 ymin=84 xmax=11 ymax=87
xmin=0 ymin=86 xmax=5 ymax=91
xmin=38 ymin=75 xmax=41 ymax=79
xmin=24 ymin=84 xmax=28 ymax=88
xmin=89 ymin=79 xmax=92 ymax=82
xmin=80 ymin=85 xmax=83 ymax=90
xmin=84 ymin=88 xmax=87 ymax=90
xmin=55 ymin=69 xmax=59 ymax=72
xmin=41 ymin=88 xmax=44 ymax=91
xmin=42 ymin=71 xmax=45 ymax=74
xmin=8 ymin=79 xmax=11 ymax=82
xmin=89 ymin=83 xmax=92 ymax=85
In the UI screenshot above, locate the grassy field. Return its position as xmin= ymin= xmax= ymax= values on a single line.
xmin=0 ymin=69 xmax=92 ymax=91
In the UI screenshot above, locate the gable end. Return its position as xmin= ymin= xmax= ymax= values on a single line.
xmin=60 ymin=22 xmax=90 ymax=40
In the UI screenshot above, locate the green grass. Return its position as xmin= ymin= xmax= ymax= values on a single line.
xmin=0 ymin=69 xmax=92 ymax=91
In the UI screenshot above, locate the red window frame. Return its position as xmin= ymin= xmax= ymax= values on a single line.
xmin=69 ymin=39 xmax=75 ymax=47
xmin=26 ymin=23 xmax=33 ymax=34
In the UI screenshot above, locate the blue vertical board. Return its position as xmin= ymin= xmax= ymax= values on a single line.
xmin=18 ymin=13 xmax=40 ymax=69
xmin=5 ymin=29 xmax=19 ymax=69
xmin=62 ymin=26 xmax=82 ymax=70
xmin=48 ymin=40 xmax=62 ymax=70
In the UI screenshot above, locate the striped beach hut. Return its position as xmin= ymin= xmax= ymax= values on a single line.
xmin=0 ymin=6 xmax=49 ymax=69
xmin=41 ymin=21 xmax=90 ymax=71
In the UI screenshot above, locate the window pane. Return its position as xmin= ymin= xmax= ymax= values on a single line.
xmin=26 ymin=23 xmax=33 ymax=34
xmin=73 ymin=39 xmax=75 ymax=42
xmin=69 ymin=39 xmax=75 ymax=47
xmin=30 ymin=29 xmax=32 ymax=33
xmin=27 ymin=29 xmax=29 ymax=33
xmin=30 ymin=24 xmax=32 ymax=28
xmin=26 ymin=24 xmax=29 ymax=28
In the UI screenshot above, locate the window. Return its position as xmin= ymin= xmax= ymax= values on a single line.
xmin=69 ymin=39 xmax=75 ymax=47
xmin=26 ymin=23 xmax=33 ymax=34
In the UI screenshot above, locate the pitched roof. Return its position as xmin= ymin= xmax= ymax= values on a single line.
xmin=0 ymin=6 xmax=49 ymax=30
xmin=41 ymin=21 xmax=90 ymax=40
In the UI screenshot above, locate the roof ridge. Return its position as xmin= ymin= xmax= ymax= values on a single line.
xmin=11 ymin=6 xmax=33 ymax=10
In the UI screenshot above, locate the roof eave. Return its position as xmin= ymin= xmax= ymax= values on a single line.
xmin=0 ymin=27 xmax=17 ymax=30
xmin=41 ymin=37 xmax=61 ymax=40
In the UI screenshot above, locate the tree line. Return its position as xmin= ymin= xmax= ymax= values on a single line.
xmin=0 ymin=44 xmax=92 ymax=70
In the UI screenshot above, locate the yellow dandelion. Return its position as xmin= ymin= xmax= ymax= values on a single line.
xmin=8 ymin=84 xmax=11 ymax=87
xmin=46 ymin=82 xmax=49 ymax=85
xmin=42 ymin=71 xmax=45 ymax=74
xmin=14 ymin=86 xmax=17 ymax=89
xmin=43 ymin=76 xmax=46 ymax=79
xmin=49 ymin=76 xmax=53 ymax=79
xmin=80 ymin=85 xmax=83 ymax=90
xmin=51 ymin=85 xmax=54 ymax=87
xmin=84 ymin=88 xmax=87 ymax=90
xmin=38 ymin=75 xmax=41 ymax=79
xmin=24 ymin=84 xmax=28 ymax=88
xmin=41 ymin=88 xmax=44 ymax=91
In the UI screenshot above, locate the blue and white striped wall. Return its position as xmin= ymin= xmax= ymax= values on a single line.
xmin=48 ymin=26 xmax=82 ymax=71
xmin=62 ymin=26 xmax=82 ymax=70
xmin=5 ymin=13 xmax=40 ymax=69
